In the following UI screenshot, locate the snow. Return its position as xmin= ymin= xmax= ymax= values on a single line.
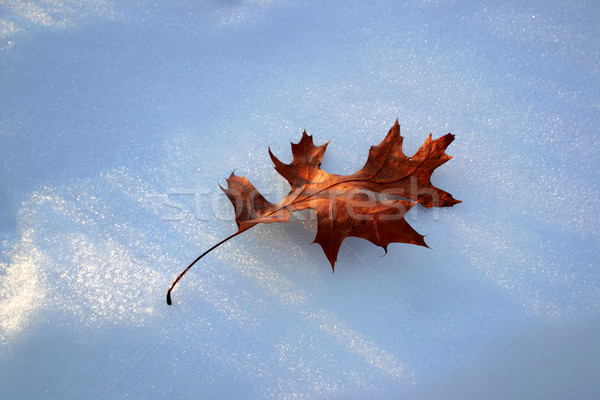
xmin=1 ymin=1 xmax=599 ymax=399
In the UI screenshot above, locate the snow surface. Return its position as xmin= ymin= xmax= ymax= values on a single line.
xmin=1 ymin=1 xmax=599 ymax=399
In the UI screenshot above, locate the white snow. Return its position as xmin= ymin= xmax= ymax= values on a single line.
xmin=1 ymin=1 xmax=599 ymax=399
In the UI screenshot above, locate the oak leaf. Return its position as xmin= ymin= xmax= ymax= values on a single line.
xmin=167 ymin=120 xmax=460 ymax=304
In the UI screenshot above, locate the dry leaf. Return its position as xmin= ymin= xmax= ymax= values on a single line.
xmin=167 ymin=120 xmax=460 ymax=304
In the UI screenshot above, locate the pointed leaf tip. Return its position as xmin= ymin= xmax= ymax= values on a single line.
xmin=268 ymin=146 xmax=285 ymax=166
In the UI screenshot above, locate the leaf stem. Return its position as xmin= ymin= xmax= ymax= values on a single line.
xmin=166 ymin=230 xmax=242 ymax=305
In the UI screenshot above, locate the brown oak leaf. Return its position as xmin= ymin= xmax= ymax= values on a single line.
xmin=167 ymin=120 xmax=460 ymax=304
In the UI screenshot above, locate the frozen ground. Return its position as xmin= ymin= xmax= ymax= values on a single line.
xmin=1 ymin=1 xmax=599 ymax=399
